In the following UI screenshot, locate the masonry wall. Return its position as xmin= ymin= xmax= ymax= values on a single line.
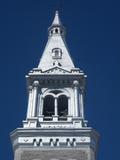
xmin=14 ymin=147 xmax=95 ymax=160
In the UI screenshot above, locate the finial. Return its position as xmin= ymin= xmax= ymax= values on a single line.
xmin=55 ymin=10 xmax=59 ymax=15
xmin=48 ymin=11 xmax=65 ymax=37
xmin=52 ymin=10 xmax=62 ymax=26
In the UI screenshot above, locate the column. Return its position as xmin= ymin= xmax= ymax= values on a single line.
xmin=38 ymin=96 xmax=44 ymax=122
xmin=31 ymin=81 xmax=39 ymax=117
xmin=80 ymin=87 xmax=84 ymax=119
xmin=38 ymin=96 xmax=43 ymax=116
xmin=68 ymin=97 xmax=71 ymax=115
xmin=54 ymin=97 xmax=58 ymax=116
xmin=27 ymin=86 xmax=33 ymax=118
xmin=37 ymin=93 xmax=41 ymax=116
xmin=73 ymin=80 xmax=79 ymax=117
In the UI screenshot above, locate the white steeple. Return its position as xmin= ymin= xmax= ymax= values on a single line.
xmin=38 ymin=11 xmax=75 ymax=71
xmin=10 ymin=11 xmax=99 ymax=160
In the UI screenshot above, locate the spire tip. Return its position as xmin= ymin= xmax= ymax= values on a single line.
xmin=55 ymin=10 xmax=59 ymax=15
xmin=51 ymin=10 xmax=61 ymax=26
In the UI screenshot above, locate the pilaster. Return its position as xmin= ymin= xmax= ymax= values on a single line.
xmin=80 ymin=86 xmax=84 ymax=119
xmin=26 ymin=86 xmax=33 ymax=118
xmin=73 ymin=80 xmax=79 ymax=117
xmin=31 ymin=81 xmax=39 ymax=117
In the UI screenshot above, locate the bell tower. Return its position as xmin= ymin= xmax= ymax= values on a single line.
xmin=10 ymin=11 xmax=99 ymax=160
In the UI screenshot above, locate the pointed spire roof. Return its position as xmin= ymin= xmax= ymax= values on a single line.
xmin=38 ymin=11 xmax=75 ymax=71
xmin=52 ymin=11 xmax=62 ymax=26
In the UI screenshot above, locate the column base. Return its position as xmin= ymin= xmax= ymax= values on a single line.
xmin=52 ymin=115 xmax=58 ymax=121
xmin=67 ymin=115 xmax=72 ymax=121
xmin=23 ymin=117 xmax=38 ymax=128
xmin=72 ymin=117 xmax=88 ymax=128
xmin=38 ymin=115 xmax=44 ymax=122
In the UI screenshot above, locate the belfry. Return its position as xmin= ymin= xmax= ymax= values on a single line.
xmin=10 ymin=11 xmax=99 ymax=160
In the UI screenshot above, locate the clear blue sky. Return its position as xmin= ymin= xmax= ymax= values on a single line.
xmin=1 ymin=0 xmax=120 ymax=159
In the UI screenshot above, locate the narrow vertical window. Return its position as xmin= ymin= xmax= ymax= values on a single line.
xmin=43 ymin=95 xmax=54 ymax=117
xmin=58 ymin=95 xmax=68 ymax=117
xmin=55 ymin=28 xmax=58 ymax=33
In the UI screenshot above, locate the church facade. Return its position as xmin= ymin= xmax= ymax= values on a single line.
xmin=10 ymin=11 xmax=99 ymax=160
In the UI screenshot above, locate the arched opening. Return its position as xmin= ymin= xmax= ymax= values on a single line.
xmin=43 ymin=95 xmax=54 ymax=117
xmin=56 ymin=138 xmax=59 ymax=146
xmin=58 ymin=62 xmax=62 ymax=66
xmin=72 ymin=138 xmax=76 ymax=147
xmin=52 ymin=48 xmax=62 ymax=59
xmin=39 ymin=139 xmax=42 ymax=147
xmin=33 ymin=139 xmax=37 ymax=147
xmin=50 ymin=90 xmax=62 ymax=95
xmin=50 ymin=138 xmax=54 ymax=147
xmin=58 ymin=95 xmax=68 ymax=117
xmin=55 ymin=28 xmax=58 ymax=33
xmin=66 ymin=138 xmax=70 ymax=146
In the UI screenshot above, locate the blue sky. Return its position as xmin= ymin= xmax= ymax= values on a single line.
xmin=1 ymin=0 xmax=120 ymax=159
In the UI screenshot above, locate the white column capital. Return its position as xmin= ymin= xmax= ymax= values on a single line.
xmin=33 ymin=81 xmax=39 ymax=87
xmin=73 ymin=80 xmax=79 ymax=87
xmin=31 ymin=81 xmax=39 ymax=117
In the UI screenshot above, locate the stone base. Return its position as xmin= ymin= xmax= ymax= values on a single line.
xmin=11 ymin=128 xmax=99 ymax=160
xmin=14 ymin=148 xmax=94 ymax=160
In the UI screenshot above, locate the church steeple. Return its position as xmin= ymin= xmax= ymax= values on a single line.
xmin=38 ymin=11 xmax=75 ymax=71
xmin=10 ymin=11 xmax=99 ymax=160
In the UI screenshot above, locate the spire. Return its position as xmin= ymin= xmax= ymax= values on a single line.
xmin=38 ymin=11 xmax=75 ymax=71
xmin=48 ymin=11 xmax=65 ymax=37
xmin=52 ymin=11 xmax=62 ymax=26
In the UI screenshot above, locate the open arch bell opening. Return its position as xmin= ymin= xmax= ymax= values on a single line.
xmin=43 ymin=90 xmax=69 ymax=120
